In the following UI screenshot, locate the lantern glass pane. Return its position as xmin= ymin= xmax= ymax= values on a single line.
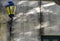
xmin=10 ymin=6 xmax=13 ymax=14
xmin=13 ymin=6 xmax=16 ymax=14
xmin=6 ymin=7 xmax=10 ymax=15
xmin=10 ymin=6 xmax=16 ymax=14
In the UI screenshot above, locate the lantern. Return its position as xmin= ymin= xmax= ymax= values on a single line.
xmin=5 ymin=1 xmax=16 ymax=18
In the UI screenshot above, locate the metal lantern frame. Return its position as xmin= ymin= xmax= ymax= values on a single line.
xmin=5 ymin=1 xmax=16 ymax=18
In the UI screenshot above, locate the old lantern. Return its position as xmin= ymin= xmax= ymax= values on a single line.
xmin=5 ymin=1 xmax=16 ymax=18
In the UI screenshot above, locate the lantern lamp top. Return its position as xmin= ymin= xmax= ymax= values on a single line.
xmin=5 ymin=1 xmax=14 ymax=7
